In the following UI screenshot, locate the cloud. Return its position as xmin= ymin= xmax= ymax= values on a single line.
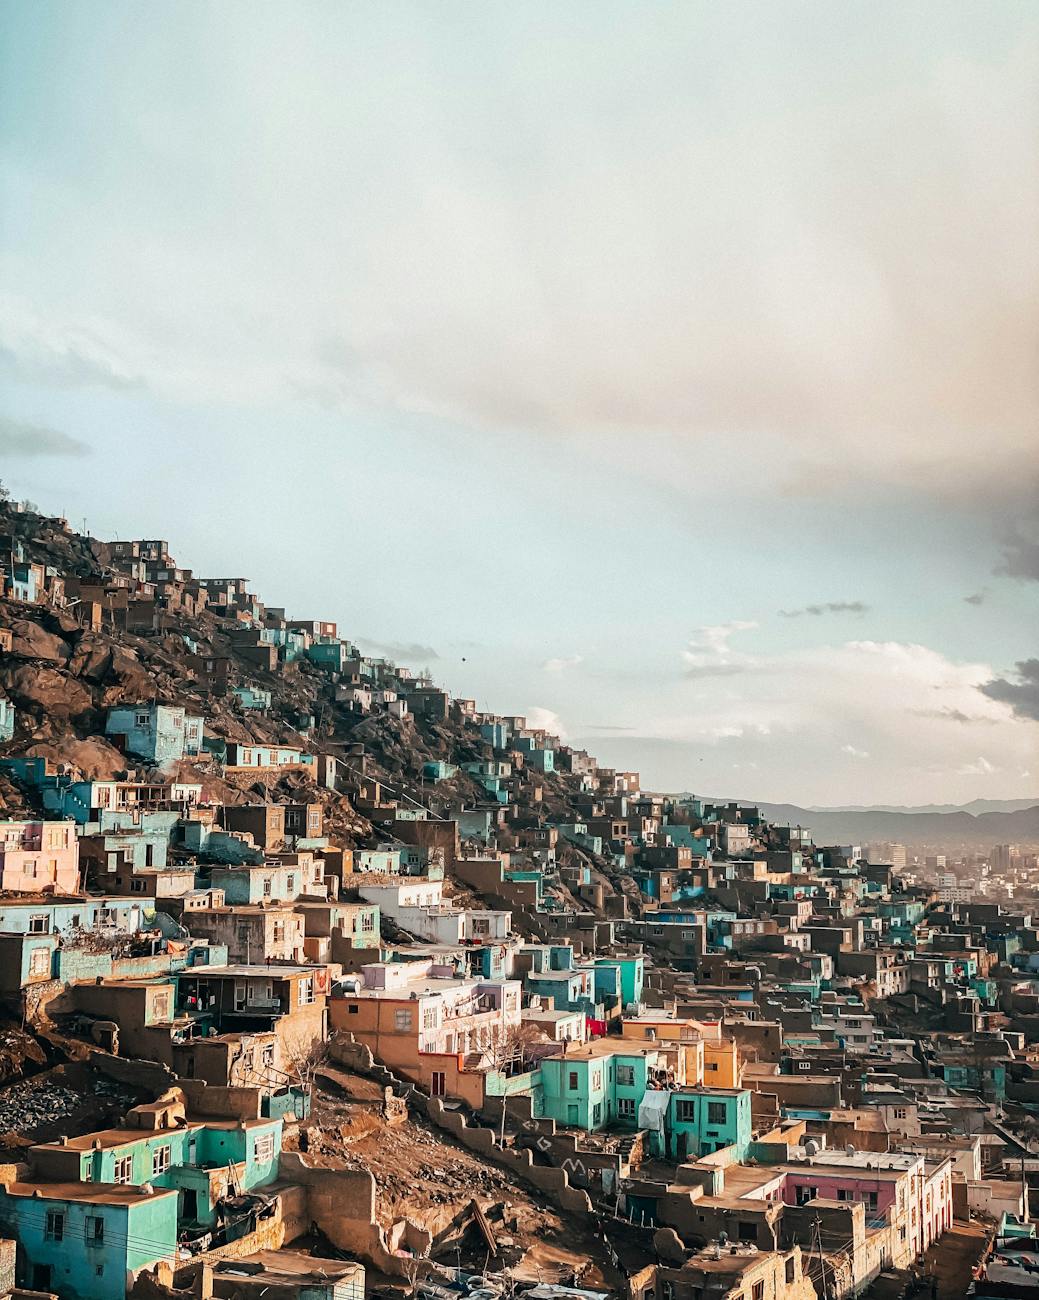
xmin=2 ymin=6 xmax=1036 ymax=501
xmin=913 ymin=707 xmax=994 ymax=724
xmin=841 ymin=744 xmax=870 ymax=759
xmin=979 ymin=659 xmax=1039 ymax=722
xmin=0 ymin=417 xmax=90 ymax=459
xmin=357 ymin=638 xmax=439 ymax=663
xmin=963 ymin=592 xmax=986 ymax=606
xmin=0 ymin=297 xmax=144 ymax=393
xmin=525 ymin=706 xmax=566 ymax=740
xmin=682 ymin=622 xmax=758 ymax=678
xmin=996 ymin=524 xmax=1039 ymax=582
xmin=958 ymin=756 xmax=997 ymax=776
xmin=542 ymin=654 xmax=583 ymax=674
xmin=780 ymin=601 xmax=870 ymax=618
xmin=579 ymin=723 xmax=634 ymax=733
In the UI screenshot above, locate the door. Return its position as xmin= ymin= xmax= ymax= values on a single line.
xmin=181 ymin=1188 xmax=198 ymax=1222
xmin=32 ymin=1266 xmax=51 ymax=1290
xmin=234 ymin=980 xmax=246 ymax=1011
xmin=431 ymin=1071 xmax=446 ymax=1097
xmin=567 ymin=1104 xmax=579 ymax=1124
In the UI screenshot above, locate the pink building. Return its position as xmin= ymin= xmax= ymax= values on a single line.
xmin=0 ymin=822 xmax=80 ymax=894
xmin=781 ymin=1151 xmax=954 ymax=1267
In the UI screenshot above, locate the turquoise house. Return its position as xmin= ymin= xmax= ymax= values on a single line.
xmin=540 ymin=1047 xmax=666 ymax=1130
xmin=592 ymin=955 xmax=645 ymax=1009
xmin=31 ymin=1118 xmax=282 ymax=1231
xmin=232 ymin=685 xmax=272 ymax=710
xmin=0 ymin=1181 xmax=178 ymax=1299
xmin=665 ymin=1087 xmax=753 ymax=1161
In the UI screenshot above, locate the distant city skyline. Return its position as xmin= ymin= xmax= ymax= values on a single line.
xmin=1 ymin=1 xmax=1036 ymax=805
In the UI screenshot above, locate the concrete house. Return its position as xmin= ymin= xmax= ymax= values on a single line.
xmin=0 ymin=1181 xmax=178 ymax=1299
xmin=0 ymin=820 xmax=80 ymax=894
xmin=105 ymin=704 xmax=204 ymax=768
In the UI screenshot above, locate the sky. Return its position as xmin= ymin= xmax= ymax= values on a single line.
xmin=1 ymin=1 xmax=1036 ymax=807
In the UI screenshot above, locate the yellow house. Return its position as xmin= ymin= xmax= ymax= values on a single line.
xmin=703 ymin=1034 xmax=741 ymax=1088
xmin=620 ymin=1015 xmax=705 ymax=1086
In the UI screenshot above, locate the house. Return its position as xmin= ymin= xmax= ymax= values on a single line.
xmin=219 ymin=804 xmax=287 ymax=850
xmin=105 ymin=704 xmax=204 ymax=768
xmin=210 ymin=857 xmax=326 ymax=905
xmin=665 ymin=1086 xmax=753 ymax=1160
xmin=357 ymin=878 xmax=510 ymax=946
xmin=654 ymin=1243 xmax=815 ymax=1300
xmin=0 ymin=1181 xmax=178 ymax=1299
xmin=0 ymin=820 xmax=80 ymax=894
xmin=175 ymin=964 xmax=329 ymax=1068
xmin=223 ymin=742 xmax=315 ymax=775
xmin=328 ymin=958 xmax=522 ymax=1100
xmin=0 ymin=758 xmax=204 ymax=824
xmin=539 ymin=1039 xmax=690 ymax=1132
xmin=180 ymin=905 xmax=305 ymax=963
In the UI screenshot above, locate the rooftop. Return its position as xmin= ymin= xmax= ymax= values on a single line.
xmin=3 ymin=1180 xmax=178 ymax=1206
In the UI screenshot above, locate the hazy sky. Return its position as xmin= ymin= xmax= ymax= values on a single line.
xmin=1 ymin=2 xmax=1036 ymax=806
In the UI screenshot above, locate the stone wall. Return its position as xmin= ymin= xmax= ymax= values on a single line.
xmin=329 ymin=1034 xmax=595 ymax=1218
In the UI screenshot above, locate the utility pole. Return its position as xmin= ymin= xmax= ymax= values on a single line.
xmin=813 ymin=1216 xmax=830 ymax=1300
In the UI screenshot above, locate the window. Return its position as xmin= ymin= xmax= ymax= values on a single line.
xmin=29 ymin=947 xmax=50 ymax=977
xmin=348 ymin=1004 xmax=359 ymax=1015
xmin=422 ymin=1007 xmax=438 ymax=1029
xmin=796 ymin=1184 xmax=818 ymax=1205
xmin=135 ymin=712 xmax=151 ymax=728
xmin=592 ymin=1102 xmax=602 ymax=1125
xmin=568 ymin=1071 xmax=579 ymax=1091
xmin=298 ymin=977 xmax=314 ymax=1006
xmin=707 ymin=1101 xmax=727 ymax=1125
xmin=28 ymin=914 xmax=48 ymax=934
xmin=752 ymin=1282 xmax=764 ymax=1300
xmin=786 ymin=1259 xmax=796 ymax=1285
xmin=113 ymin=1155 xmax=133 ymax=1184
xmin=45 ymin=1210 xmax=64 ymax=1241
xmin=617 ymin=1098 xmax=636 ymax=1118
xmin=740 ymin=1223 xmax=757 ymax=1243
xmin=254 ymin=1133 xmax=275 ymax=1162
xmin=394 ymin=1009 xmax=413 ymax=1031
xmin=262 ymin=878 xmax=273 ymax=897
xmin=676 ymin=1099 xmax=697 ymax=1122
xmin=152 ymin=1144 xmax=171 ymax=1175
xmin=706 ymin=1061 xmax=718 ymax=1072
xmin=616 ymin=1065 xmax=635 ymax=1087
xmin=84 ymin=1215 xmax=105 ymax=1246
xmin=130 ymin=879 xmax=147 ymax=893
xmin=591 ymin=1069 xmax=602 ymax=1092
xmin=894 ymin=1107 xmax=908 ymax=1119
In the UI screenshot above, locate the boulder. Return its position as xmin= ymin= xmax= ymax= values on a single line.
xmin=7 ymin=619 xmax=70 ymax=663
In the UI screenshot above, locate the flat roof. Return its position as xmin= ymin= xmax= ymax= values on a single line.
xmin=35 ymin=1125 xmax=205 ymax=1152
xmin=3 ymin=1181 xmax=178 ymax=1206
xmin=183 ymin=964 xmax=316 ymax=977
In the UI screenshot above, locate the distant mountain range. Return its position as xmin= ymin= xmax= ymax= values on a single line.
xmin=802 ymin=798 xmax=1038 ymax=816
xmin=744 ymin=800 xmax=1039 ymax=849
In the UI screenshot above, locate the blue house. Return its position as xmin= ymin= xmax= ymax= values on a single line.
xmin=0 ymin=1181 xmax=178 ymax=1299
xmin=232 ymin=685 xmax=272 ymax=711
xmin=105 ymin=704 xmax=204 ymax=769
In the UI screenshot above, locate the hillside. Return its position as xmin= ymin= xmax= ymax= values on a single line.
xmin=0 ymin=499 xmax=636 ymax=917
